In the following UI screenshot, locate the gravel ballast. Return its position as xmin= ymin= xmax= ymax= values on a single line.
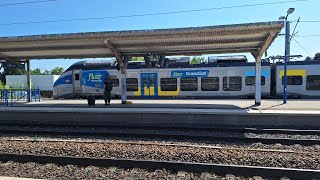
xmin=0 ymin=141 xmax=319 ymax=170
xmin=1 ymin=134 xmax=319 ymax=152
xmin=0 ymin=161 xmax=253 ymax=180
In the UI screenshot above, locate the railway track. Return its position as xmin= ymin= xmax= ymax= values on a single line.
xmin=1 ymin=138 xmax=319 ymax=169
xmin=1 ymin=127 xmax=319 ymax=179
xmin=0 ymin=152 xmax=319 ymax=179
xmin=4 ymin=138 xmax=320 ymax=155
xmin=0 ymin=123 xmax=319 ymax=145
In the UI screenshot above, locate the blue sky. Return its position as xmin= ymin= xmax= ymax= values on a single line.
xmin=0 ymin=0 xmax=319 ymax=71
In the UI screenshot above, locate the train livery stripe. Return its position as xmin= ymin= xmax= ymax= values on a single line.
xmin=158 ymin=87 xmax=180 ymax=96
xmin=244 ymin=70 xmax=270 ymax=78
xmin=133 ymin=87 xmax=141 ymax=96
xmin=144 ymin=87 xmax=150 ymax=96
xmin=149 ymin=87 xmax=155 ymax=96
xmin=53 ymin=74 xmax=72 ymax=86
xmin=279 ymin=69 xmax=307 ymax=78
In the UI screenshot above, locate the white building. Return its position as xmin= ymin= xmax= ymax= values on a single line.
xmin=6 ymin=75 xmax=59 ymax=91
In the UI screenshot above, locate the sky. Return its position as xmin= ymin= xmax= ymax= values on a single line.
xmin=0 ymin=0 xmax=319 ymax=71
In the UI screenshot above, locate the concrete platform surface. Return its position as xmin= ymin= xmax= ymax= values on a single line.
xmin=14 ymin=99 xmax=320 ymax=111
xmin=2 ymin=99 xmax=320 ymax=128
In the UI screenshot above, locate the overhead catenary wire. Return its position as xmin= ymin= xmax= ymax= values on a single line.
xmin=0 ymin=0 xmax=309 ymax=26
xmin=290 ymin=17 xmax=300 ymax=42
xmin=300 ymin=20 xmax=320 ymax=23
xmin=297 ymin=35 xmax=320 ymax=37
xmin=291 ymin=37 xmax=313 ymax=56
xmin=0 ymin=0 xmax=56 ymax=7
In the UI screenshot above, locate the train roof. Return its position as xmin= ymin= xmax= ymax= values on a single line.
xmin=167 ymin=62 xmax=270 ymax=68
xmin=207 ymin=55 xmax=248 ymax=63
xmin=65 ymin=60 xmax=271 ymax=71
xmin=65 ymin=60 xmax=116 ymax=72
xmin=275 ymin=60 xmax=320 ymax=65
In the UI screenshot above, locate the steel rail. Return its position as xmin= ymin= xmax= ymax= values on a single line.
xmin=0 ymin=128 xmax=319 ymax=146
xmin=5 ymin=138 xmax=320 ymax=155
xmin=0 ymin=152 xmax=319 ymax=179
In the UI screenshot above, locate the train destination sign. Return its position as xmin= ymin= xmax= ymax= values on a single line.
xmin=171 ymin=70 xmax=209 ymax=78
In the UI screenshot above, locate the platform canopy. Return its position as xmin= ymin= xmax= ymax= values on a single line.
xmin=0 ymin=21 xmax=283 ymax=61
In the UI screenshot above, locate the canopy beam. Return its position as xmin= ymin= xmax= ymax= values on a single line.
xmin=252 ymin=31 xmax=277 ymax=62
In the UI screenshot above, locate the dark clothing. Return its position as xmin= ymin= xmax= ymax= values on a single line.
xmin=104 ymin=78 xmax=113 ymax=91
xmin=104 ymin=77 xmax=113 ymax=104
xmin=104 ymin=90 xmax=111 ymax=104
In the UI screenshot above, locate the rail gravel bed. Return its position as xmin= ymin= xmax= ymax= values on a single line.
xmin=0 ymin=160 xmax=269 ymax=180
xmin=1 ymin=134 xmax=319 ymax=152
xmin=0 ymin=140 xmax=319 ymax=170
xmin=1 ymin=126 xmax=319 ymax=146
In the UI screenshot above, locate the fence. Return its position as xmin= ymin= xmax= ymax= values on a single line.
xmin=0 ymin=89 xmax=41 ymax=106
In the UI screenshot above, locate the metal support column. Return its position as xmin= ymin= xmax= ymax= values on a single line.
xmin=120 ymin=57 xmax=128 ymax=104
xmin=255 ymin=60 xmax=261 ymax=106
xmin=283 ymin=20 xmax=290 ymax=104
xmin=26 ymin=59 xmax=31 ymax=102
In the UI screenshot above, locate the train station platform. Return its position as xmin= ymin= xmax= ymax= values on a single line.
xmin=0 ymin=99 xmax=320 ymax=129
xmin=10 ymin=99 xmax=320 ymax=111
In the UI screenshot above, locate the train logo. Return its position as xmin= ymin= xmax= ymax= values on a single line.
xmin=87 ymin=73 xmax=103 ymax=82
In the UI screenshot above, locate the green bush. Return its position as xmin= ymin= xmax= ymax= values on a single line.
xmin=0 ymin=81 xmax=10 ymax=89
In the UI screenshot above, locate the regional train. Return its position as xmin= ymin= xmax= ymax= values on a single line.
xmin=53 ymin=57 xmax=320 ymax=99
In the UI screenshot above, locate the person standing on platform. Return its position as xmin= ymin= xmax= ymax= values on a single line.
xmin=104 ymin=76 xmax=113 ymax=105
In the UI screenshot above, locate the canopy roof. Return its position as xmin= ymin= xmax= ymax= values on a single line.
xmin=0 ymin=21 xmax=283 ymax=61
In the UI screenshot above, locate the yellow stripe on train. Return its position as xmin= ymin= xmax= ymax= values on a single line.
xmin=134 ymin=86 xmax=180 ymax=96
xmin=279 ymin=69 xmax=306 ymax=78
xmin=133 ymin=87 xmax=141 ymax=96
xmin=158 ymin=87 xmax=180 ymax=96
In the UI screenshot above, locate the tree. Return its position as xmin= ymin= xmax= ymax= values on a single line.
xmin=50 ymin=67 xmax=64 ymax=75
xmin=43 ymin=70 xmax=51 ymax=75
xmin=314 ymin=53 xmax=320 ymax=61
xmin=191 ymin=56 xmax=204 ymax=64
xmin=31 ymin=68 xmax=42 ymax=75
xmin=305 ymin=56 xmax=313 ymax=61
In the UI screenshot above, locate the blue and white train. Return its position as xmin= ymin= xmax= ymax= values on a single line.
xmin=53 ymin=59 xmax=320 ymax=99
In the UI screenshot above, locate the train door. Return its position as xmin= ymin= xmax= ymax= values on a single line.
xmin=141 ymin=73 xmax=158 ymax=97
xmin=72 ymin=69 xmax=82 ymax=98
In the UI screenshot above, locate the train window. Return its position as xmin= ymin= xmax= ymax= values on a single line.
xmin=223 ymin=76 xmax=242 ymax=91
xmin=181 ymin=78 xmax=198 ymax=91
xmin=307 ymin=75 xmax=320 ymax=90
xmin=111 ymin=78 xmax=119 ymax=87
xmin=282 ymin=76 xmax=302 ymax=85
xmin=75 ymin=74 xmax=80 ymax=81
xmin=201 ymin=77 xmax=219 ymax=91
xmin=160 ymin=78 xmax=177 ymax=91
xmin=150 ymin=75 xmax=156 ymax=86
xmin=126 ymin=78 xmax=138 ymax=91
xmin=245 ymin=76 xmax=265 ymax=86
xmin=142 ymin=77 xmax=148 ymax=87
